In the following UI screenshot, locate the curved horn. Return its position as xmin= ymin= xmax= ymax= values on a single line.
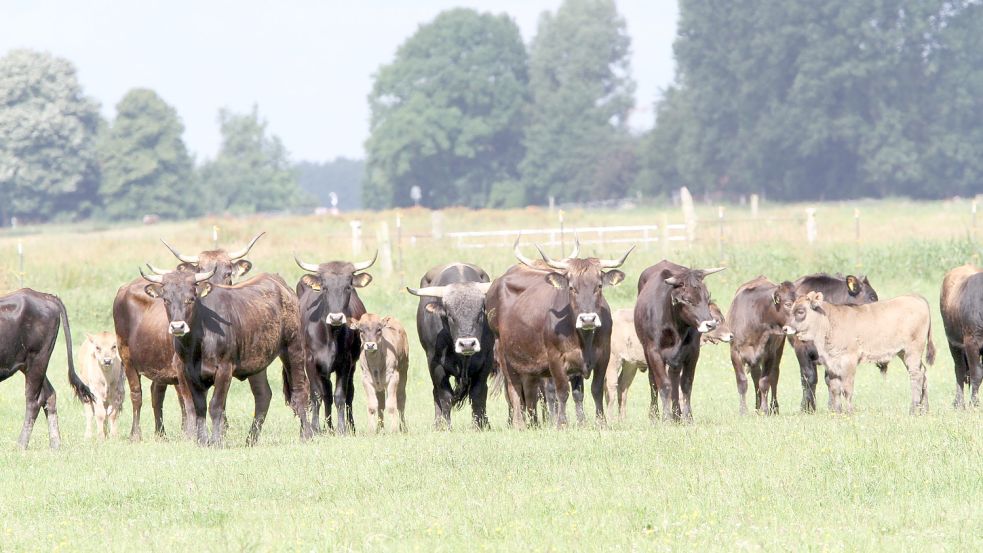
xmin=597 ymin=245 xmax=636 ymax=269
xmin=145 ymin=263 xmax=174 ymax=276
xmin=139 ymin=267 xmax=163 ymax=284
xmin=160 ymin=238 xmax=198 ymax=263
xmin=227 ymin=232 xmax=266 ymax=260
xmin=474 ymin=282 xmax=492 ymax=294
xmin=294 ymin=255 xmax=320 ymax=273
xmin=194 ymin=267 xmax=216 ymax=283
xmin=535 ymin=244 xmax=570 ymax=270
xmin=513 ymin=235 xmax=539 ymax=267
xmin=352 ymin=251 xmax=377 ymax=272
xmin=567 ymin=235 xmax=581 ymax=260
xmin=700 ymin=267 xmax=726 ymax=277
xmin=406 ymin=285 xmax=447 ymax=298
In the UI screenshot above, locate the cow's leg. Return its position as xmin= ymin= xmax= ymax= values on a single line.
xmin=364 ymin=378 xmax=380 ymax=434
xmin=841 ymin=364 xmax=856 ymax=414
xmin=93 ymin=401 xmax=108 ymax=440
xmin=246 ymin=371 xmax=272 ymax=446
xmin=604 ymin=359 xmax=621 ymax=418
xmin=589 ymin=365 xmax=606 ymax=424
xmin=549 ymin=360 xmax=571 ymax=428
xmin=520 ymin=374 xmax=542 ymax=427
xmin=396 ymin=369 xmax=408 ymax=432
xmin=570 ymin=375 xmax=586 ymax=426
xmin=643 ymin=347 xmax=670 ymax=422
xmin=768 ymin=357 xmax=781 ymax=415
xmin=951 ymin=343 xmax=968 ymax=409
xmin=904 ymin=352 xmax=928 ymax=415
xmin=502 ymin=362 xmax=526 ymax=429
xmin=151 ymin=380 xmax=168 ymax=437
xmin=345 ymin=363 xmax=357 ymax=434
xmin=667 ymin=363 xmax=683 ymax=421
xmin=187 ymin=379 xmax=209 ymax=446
xmin=468 ymin=370 xmax=490 ymax=430
xmin=305 ymin=354 xmax=323 ymax=434
xmin=39 ymin=377 xmax=61 ymax=449
xmin=432 ymin=368 xmax=454 ymax=430
xmin=384 ymin=378 xmax=400 ymax=433
xmin=108 ymin=403 xmax=121 ymax=439
xmin=83 ymin=401 xmax=94 ymax=440
xmin=826 ymin=363 xmax=843 ymax=414
xmin=730 ymin=348 xmax=749 ymax=415
xmin=793 ymin=340 xmax=818 ymax=413
xmin=617 ymin=364 xmax=638 ymax=421
xmin=17 ymin=366 xmax=45 ymax=450
xmin=123 ymin=363 xmax=143 ymax=441
xmin=966 ymin=338 xmax=983 ymax=407
xmin=751 ymin=363 xmax=766 ymax=413
xmin=680 ymin=358 xmax=698 ymax=422
xmin=207 ymin=369 xmax=233 ymax=447
xmin=280 ymin=341 xmax=313 ymax=441
xmin=174 ymin=378 xmax=196 ymax=439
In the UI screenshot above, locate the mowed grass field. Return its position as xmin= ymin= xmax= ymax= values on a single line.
xmin=0 ymin=199 xmax=981 ymax=552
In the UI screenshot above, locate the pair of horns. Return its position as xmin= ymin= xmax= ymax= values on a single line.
xmin=140 ymin=266 xmax=215 ymax=284
xmin=512 ymin=235 xmax=581 ymax=267
xmin=161 ymin=232 xmax=266 ymax=263
xmin=664 ymin=267 xmax=726 ymax=286
xmin=294 ymin=251 xmax=378 ymax=273
xmin=514 ymin=235 xmax=633 ymax=270
xmin=406 ymin=282 xmax=492 ymax=298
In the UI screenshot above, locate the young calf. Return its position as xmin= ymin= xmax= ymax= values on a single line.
xmin=350 ymin=314 xmax=409 ymax=433
xmin=78 ymin=332 xmax=125 ymax=439
xmin=785 ymin=291 xmax=935 ymax=414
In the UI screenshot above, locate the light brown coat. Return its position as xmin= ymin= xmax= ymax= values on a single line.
xmin=351 ymin=314 xmax=409 ymax=433
xmin=78 ymin=332 xmax=125 ymax=439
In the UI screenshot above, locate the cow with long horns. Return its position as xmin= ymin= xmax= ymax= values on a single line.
xmin=634 ymin=260 xmax=725 ymax=422
xmin=487 ymin=240 xmax=632 ymax=428
xmin=294 ymin=252 xmax=376 ymax=435
xmin=407 ymin=263 xmax=495 ymax=429
xmin=113 ymin=233 xmax=265 ymax=440
xmin=140 ymin=266 xmax=312 ymax=445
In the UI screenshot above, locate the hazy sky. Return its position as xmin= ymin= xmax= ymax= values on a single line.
xmin=2 ymin=1 xmax=678 ymax=163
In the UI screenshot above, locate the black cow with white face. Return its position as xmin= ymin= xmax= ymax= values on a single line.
xmin=408 ymin=263 xmax=494 ymax=429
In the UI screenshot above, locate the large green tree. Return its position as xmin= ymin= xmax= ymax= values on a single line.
xmin=97 ymin=88 xmax=196 ymax=220
xmin=197 ymin=106 xmax=305 ymax=214
xmin=365 ymin=8 xmax=529 ymax=209
xmin=521 ymin=0 xmax=637 ymax=205
xmin=0 ymin=49 xmax=101 ymax=223
xmin=639 ymin=0 xmax=983 ymax=200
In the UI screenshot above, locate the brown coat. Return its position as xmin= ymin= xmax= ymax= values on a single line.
xmin=940 ymin=264 xmax=983 ymax=407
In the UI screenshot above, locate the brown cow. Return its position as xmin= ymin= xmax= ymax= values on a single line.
xmin=726 ymin=277 xmax=796 ymax=415
xmin=113 ymin=233 xmax=265 ymax=440
xmin=784 ymin=292 xmax=935 ymax=414
xmin=940 ymin=264 xmax=983 ymax=407
xmin=350 ymin=314 xmax=409 ymax=433
xmin=487 ymin=243 xmax=631 ymax=428
xmin=634 ymin=261 xmax=725 ymax=422
xmin=140 ymin=267 xmax=312 ymax=445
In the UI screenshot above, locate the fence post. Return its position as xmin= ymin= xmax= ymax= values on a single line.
xmin=350 ymin=220 xmax=362 ymax=256
xmin=972 ymin=199 xmax=978 ymax=244
xmin=806 ymin=208 xmax=817 ymax=244
xmin=750 ymin=194 xmax=759 ymax=218
xmin=212 ymin=225 xmax=219 ymax=250
xmin=431 ymin=211 xmax=444 ymax=239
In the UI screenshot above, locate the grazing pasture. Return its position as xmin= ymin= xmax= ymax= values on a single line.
xmin=0 ymin=199 xmax=980 ymax=551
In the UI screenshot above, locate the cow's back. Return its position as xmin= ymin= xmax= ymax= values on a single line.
xmin=826 ymin=295 xmax=932 ymax=356
xmin=611 ymin=309 xmax=643 ymax=365
xmin=0 ymin=290 xmax=58 ymax=364
xmin=941 ymin=265 xmax=983 ymax=346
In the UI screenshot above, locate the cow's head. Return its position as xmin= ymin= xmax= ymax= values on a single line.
xmin=701 ymin=302 xmax=733 ymax=345
xmin=843 ymin=274 xmax=878 ymax=304
xmin=784 ymin=291 xmax=827 ymax=341
xmin=663 ymin=267 xmax=725 ymax=333
xmin=349 ymin=313 xmax=392 ymax=354
xmin=141 ymin=267 xmax=216 ymax=337
xmin=86 ymin=332 xmax=120 ymax=370
xmin=407 ymin=281 xmax=492 ymax=356
xmin=771 ymin=280 xmax=797 ymax=328
xmin=295 ymin=253 xmax=376 ymax=327
xmin=157 ymin=232 xmax=264 ymax=285
xmin=519 ymin=244 xmax=633 ymax=331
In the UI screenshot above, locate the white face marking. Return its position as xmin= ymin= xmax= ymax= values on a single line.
xmin=576 ymin=313 xmax=601 ymax=330
xmin=697 ymin=320 xmax=716 ymax=333
xmin=326 ymin=313 xmax=347 ymax=326
xmin=169 ymin=321 xmax=190 ymax=336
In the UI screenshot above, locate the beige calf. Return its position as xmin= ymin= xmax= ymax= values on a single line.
xmin=78 ymin=332 xmax=125 ymax=438
xmin=350 ymin=314 xmax=409 ymax=432
xmin=785 ymin=292 xmax=935 ymax=414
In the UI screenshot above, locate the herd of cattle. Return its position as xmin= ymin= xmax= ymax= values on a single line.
xmin=0 ymin=232 xmax=979 ymax=449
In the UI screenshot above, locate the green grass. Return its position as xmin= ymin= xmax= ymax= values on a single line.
xmin=0 ymin=199 xmax=981 ymax=551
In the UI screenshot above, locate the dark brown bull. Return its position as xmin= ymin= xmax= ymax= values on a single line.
xmin=140 ymin=267 xmax=312 ymax=445
xmin=487 ymin=241 xmax=631 ymax=428
xmin=726 ymin=276 xmax=796 ymax=415
xmin=113 ymin=233 xmax=264 ymax=440
xmin=0 ymin=289 xmax=93 ymax=449
xmin=941 ymin=264 xmax=983 ymax=407
xmin=294 ymin=253 xmax=375 ymax=435
xmin=790 ymin=273 xmax=880 ymax=412
xmin=634 ymin=260 xmax=725 ymax=422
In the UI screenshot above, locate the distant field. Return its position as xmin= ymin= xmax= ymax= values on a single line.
xmin=0 ymin=198 xmax=980 ymax=551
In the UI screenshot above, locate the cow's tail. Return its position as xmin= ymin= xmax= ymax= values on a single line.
xmin=282 ymin=365 xmax=292 ymax=405
xmin=925 ymin=318 xmax=936 ymax=366
xmin=56 ymin=296 xmax=94 ymax=404
xmin=451 ymin=373 xmax=470 ymax=409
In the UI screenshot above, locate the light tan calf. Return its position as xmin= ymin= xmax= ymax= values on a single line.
xmin=78 ymin=332 xmax=125 ymax=438
xmin=785 ymin=292 xmax=935 ymax=414
xmin=350 ymin=314 xmax=409 ymax=433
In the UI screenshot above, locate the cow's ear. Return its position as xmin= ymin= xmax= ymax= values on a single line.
xmin=664 ymin=276 xmax=681 ymax=287
xmin=198 ymin=283 xmax=212 ymax=298
xmin=301 ymin=274 xmax=322 ymax=291
xmin=773 ymin=290 xmax=781 ymax=306
xmin=233 ymin=260 xmax=252 ymax=278
xmin=846 ymin=275 xmax=860 ymax=295
xmin=602 ymin=270 xmax=625 ymax=287
xmin=381 ymin=316 xmax=392 ymax=327
xmin=144 ymin=284 xmax=163 ymax=298
xmin=85 ymin=333 xmax=94 ymax=343
xmin=348 ymin=318 xmax=360 ymax=330
xmin=353 ymin=273 xmax=373 ymax=288
xmin=546 ymin=272 xmax=568 ymax=290
xmin=809 ymin=292 xmax=824 ymax=309
xmin=425 ymin=302 xmax=444 ymax=315
xmin=176 ymin=262 xmax=198 ymax=273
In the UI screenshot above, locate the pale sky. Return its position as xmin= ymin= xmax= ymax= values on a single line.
xmin=2 ymin=0 xmax=678 ymax=163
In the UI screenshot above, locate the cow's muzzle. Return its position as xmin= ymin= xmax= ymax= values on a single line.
xmin=782 ymin=326 xmax=796 ymax=336
xmin=576 ymin=313 xmax=601 ymax=331
xmin=697 ymin=320 xmax=718 ymax=333
xmin=363 ymin=341 xmax=378 ymax=352
xmin=326 ymin=313 xmax=347 ymax=327
xmin=455 ymin=337 xmax=480 ymax=356
xmin=716 ymin=331 xmax=734 ymax=343
xmin=169 ymin=321 xmax=190 ymax=336
xmin=100 ymin=358 xmax=115 ymax=368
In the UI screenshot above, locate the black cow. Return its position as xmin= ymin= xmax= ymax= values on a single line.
xmin=940 ymin=264 xmax=983 ymax=407
xmin=0 ymin=289 xmax=93 ymax=449
xmin=407 ymin=263 xmax=494 ymax=429
xmin=294 ymin=253 xmax=375 ymax=435
xmin=141 ymin=268 xmax=312 ymax=445
xmin=791 ymin=273 xmax=880 ymax=412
